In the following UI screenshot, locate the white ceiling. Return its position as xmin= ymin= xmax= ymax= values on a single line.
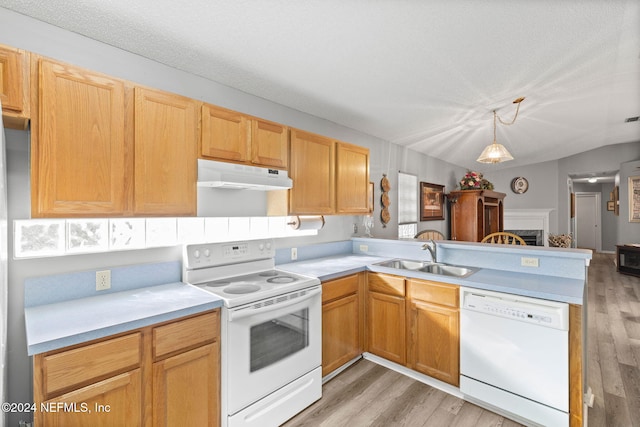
xmin=2 ymin=0 xmax=639 ymax=170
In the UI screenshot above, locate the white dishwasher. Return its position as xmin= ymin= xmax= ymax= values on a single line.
xmin=460 ymin=287 xmax=570 ymax=427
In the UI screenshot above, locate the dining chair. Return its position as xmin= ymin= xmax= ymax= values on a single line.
xmin=481 ymin=232 xmax=527 ymax=245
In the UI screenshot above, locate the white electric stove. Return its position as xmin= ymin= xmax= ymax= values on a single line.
xmin=183 ymin=239 xmax=322 ymax=427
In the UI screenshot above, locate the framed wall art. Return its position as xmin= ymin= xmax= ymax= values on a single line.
xmin=420 ymin=182 xmax=445 ymax=221
xmin=629 ymin=176 xmax=640 ymax=222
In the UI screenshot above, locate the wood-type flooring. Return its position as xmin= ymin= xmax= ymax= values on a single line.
xmin=284 ymin=252 xmax=640 ymax=427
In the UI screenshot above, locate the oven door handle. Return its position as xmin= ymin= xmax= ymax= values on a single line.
xmin=228 ymin=287 xmax=321 ymax=321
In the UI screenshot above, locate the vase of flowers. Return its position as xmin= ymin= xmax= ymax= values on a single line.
xmin=459 ymin=171 xmax=494 ymax=190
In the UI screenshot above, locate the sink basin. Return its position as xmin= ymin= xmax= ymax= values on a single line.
xmin=374 ymin=259 xmax=476 ymax=278
xmin=375 ymin=259 xmax=432 ymax=270
xmin=417 ymin=264 xmax=476 ymax=278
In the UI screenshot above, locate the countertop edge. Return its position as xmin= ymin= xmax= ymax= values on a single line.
xmin=25 ymin=283 xmax=223 ymax=356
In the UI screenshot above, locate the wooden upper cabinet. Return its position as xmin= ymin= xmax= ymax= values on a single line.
xmin=251 ymin=118 xmax=288 ymax=169
xmin=201 ymin=104 xmax=249 ymax=163
xmin=0 ymin=43 xmax=30 ymax=129
xmin=288 ymin=129 xmax=335 ymax=214
xmin=270 ymin=129 xmax=370 ymax=216
xmin=336 ymin=142 xmax=370 ymax=214
xmin=32 ymin=58 xmax=129 ymax=217
xmin=200 ymin=103 xmax=288 ymax=169
xmin=134 ymin=87 xmax=198 ymax=215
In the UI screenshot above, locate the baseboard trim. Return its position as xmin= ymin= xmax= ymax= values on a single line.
xmin=362 ymin=352 xmax=463 ymax=399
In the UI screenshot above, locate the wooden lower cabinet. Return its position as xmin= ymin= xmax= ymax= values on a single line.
xmin=322 ymin=274 xmax=363 ymax=376
xmin=407 ymin=279 xmax=459 ymax=386
xmin=153 ymin=343 xmax=220 ymax=427
xmin=366 ymin=272 xmax=406 ymax=365
xmin=33 ymin=310 xmax=220 ymax=427
xmin=40 ymin=370 xmax=142 ymax=427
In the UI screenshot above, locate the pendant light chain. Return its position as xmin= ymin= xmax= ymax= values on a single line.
xmin=496 ymin=97 xmax=525 ymax=126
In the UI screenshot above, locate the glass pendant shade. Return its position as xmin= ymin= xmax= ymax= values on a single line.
xmin=476 ymin=140 xmax=514 ymax=163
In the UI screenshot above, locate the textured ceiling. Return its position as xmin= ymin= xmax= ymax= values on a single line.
xmin=1 ymin=0 xmax=639 ymax=171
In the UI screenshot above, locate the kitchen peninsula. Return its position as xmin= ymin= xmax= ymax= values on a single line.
xmin=277 ymin=237 xmax=592 ymax=427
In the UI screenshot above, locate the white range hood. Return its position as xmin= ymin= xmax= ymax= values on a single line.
xmin=197 ymin=159 xmax=292 ymax=191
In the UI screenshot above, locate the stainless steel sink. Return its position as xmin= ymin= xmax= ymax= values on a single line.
xmin=375 ymin=259 xmax=432 ymax=270
xmin=417 ymin=264 xmax=476 ymax=278
xmin=374 ymin=259 xmax=476 ymax=278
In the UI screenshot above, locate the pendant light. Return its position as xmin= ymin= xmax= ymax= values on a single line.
xmin=476 ymin=97 xmax=524 ymax=164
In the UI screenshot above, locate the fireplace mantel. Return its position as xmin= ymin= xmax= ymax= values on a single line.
xmin=504 ymin=209 xmax=553 ymax=247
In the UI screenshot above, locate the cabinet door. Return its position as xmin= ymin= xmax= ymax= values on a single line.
xmin=289 ymin=129 xmax=335 ymax=214
xmin=408 ymin=300 xmax=459 ymax=386
xmin=39 ymin=369 xmax=142 ymax=427
xmin=134 ymin=87 xmax=197 ymax=215
xmin=153 ymin=343 xmax=220 ymax=427
xmin=251 ymin=118 xmax=288 ymax=168
xmin=336 ymin=142 xmax=370 ymax=214
xmin=33 ymin=58 xmax=128 ymax=217
xmin=201 ymin=104 xmax=249 ymax=163
xmin=0 ymin=44 xmax=29 ymax=122
xmin=366 ymin=291 xmax=406 ymax=365
xmin=323 ymin=293 xmax=360 ymax=376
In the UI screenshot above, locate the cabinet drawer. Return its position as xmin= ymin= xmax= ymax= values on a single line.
xmin=367 ymin=272 xmax=405 ymax=297
xmin=42 ymin=332 xmax=141 ymax=397
xmin=407 ymin=279 xmax=458 ymax=308
xmin=323 ymin=274 xmax=359 ymax=303
xmin=153 ymin=311 xmax=219 ymax=359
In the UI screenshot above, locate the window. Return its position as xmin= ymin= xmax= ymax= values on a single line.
xmin=398 ymin=172 xmax=418 ymax=238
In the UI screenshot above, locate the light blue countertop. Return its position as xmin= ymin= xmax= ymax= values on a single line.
xmin=278 ymin=254 xmax=391 ymax=282
xmin=25 ymin=282 xmax=222 ymax=355
xmin=24 ymin=260 xmax=225 ymax=356
xmin=278 ymin=252 xmax=586 ymax=305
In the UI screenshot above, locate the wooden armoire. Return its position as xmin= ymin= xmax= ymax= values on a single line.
xmin=447 ymin=190 xmax=506 ymax=242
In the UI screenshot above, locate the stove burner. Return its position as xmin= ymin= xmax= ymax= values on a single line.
xmin=203 ymin=280 xmax=231 ymax=288
xmin=224 ymin=284 xmax=261 ymax=294
xmin=259 ymin=271 xmax=279 ymax=277
xmin=266 ymin=276 xmax=298 ymax=284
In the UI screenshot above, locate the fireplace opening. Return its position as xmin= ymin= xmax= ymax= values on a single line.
xmin=506 ymin=229 xmax=544 ymax=246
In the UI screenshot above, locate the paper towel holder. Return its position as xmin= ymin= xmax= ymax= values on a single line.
xmin=287 ymin=215 xmax=325 ymax=230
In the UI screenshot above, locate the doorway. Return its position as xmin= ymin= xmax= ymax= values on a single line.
xmin=575 ymin=192 xmax=601 ymax=251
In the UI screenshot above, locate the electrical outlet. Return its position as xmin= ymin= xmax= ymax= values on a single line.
xmin=291 ymin=247 xmax=298 ymax=261
xmin=521 ymin=257 xmax=539 ymax=267
xmin=96 ymin=270 xmax=111 ymax=291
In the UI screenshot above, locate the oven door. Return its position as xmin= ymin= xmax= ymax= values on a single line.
xmin=226 ymin=286 xmax=321 ymax=415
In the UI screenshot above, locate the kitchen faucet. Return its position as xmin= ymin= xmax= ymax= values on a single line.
xmin=422 ymin=239 xmax=437 ymax=262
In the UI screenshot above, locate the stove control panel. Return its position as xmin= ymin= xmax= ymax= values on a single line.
xmin=184 ymin=239 xmax=275 ymax=269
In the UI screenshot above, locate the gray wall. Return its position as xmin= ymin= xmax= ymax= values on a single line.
xmin=558 ymin=143 xmax=640 ymax=235
xmin=481 ymin=160 xmax=560 ymax=232
xmin=619 ymin=159 xmax=640 ymax=245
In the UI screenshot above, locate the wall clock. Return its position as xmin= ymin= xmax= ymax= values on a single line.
xmin=511 ymin=177 xmax=529 ymax=194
